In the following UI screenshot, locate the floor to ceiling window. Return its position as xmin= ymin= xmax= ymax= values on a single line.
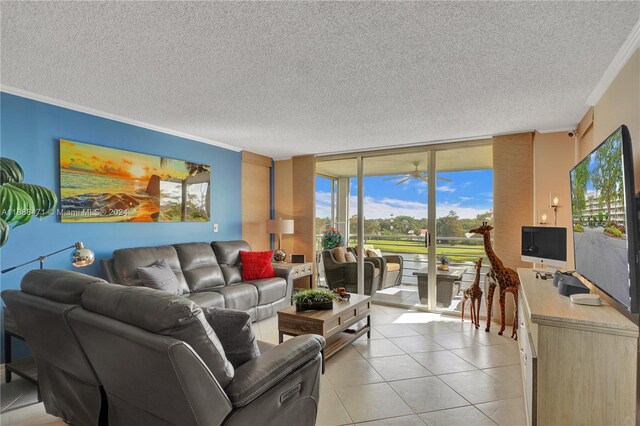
xmin=315 ymin=142 xmax=493 ymax=313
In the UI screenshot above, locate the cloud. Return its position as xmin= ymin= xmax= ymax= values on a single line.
xmin=436 ymin=185 xmax=456 ymax=193
xmin=316 ymin=187 xmax=493 ymax=220
xmin=315 ymin=191 xmax=333 ymax=218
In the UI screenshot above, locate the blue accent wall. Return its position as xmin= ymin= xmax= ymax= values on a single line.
xmin=0 ymin=92 xmax=242 ymax=360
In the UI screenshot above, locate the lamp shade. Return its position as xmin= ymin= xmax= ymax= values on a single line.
xmin=266 ymin=218 xmax=294 ymax=235
xmin=71 ymin=242 xmax=95 ymax=268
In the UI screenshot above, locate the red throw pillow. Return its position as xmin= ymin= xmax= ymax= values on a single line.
xmin=240 ymin=250 xmax=276 ymax=280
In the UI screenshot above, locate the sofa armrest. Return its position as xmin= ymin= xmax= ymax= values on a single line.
xmin=383 ymin=255 xmax=403 ymax=265
xmin=273 ymin=267 xmax=294 ymax=299
xmin=362 ymin=256 xmax=385 ymax=270
xmin=101 ymin=258 xmax=119 ymax=283
xmin=225 ymin=335 xmax=325 ymax=408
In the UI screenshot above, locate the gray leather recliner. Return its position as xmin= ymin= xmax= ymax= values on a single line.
xmin=1 ymin=270 xmax=108 ymax=426
xmin=69 ymin=282 xmax=325 ymax=426
xmin=4 ymin=269 xmax=325 ymax=426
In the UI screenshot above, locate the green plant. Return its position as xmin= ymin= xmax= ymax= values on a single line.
xmin=0 ymin=157 xmax=58 ymax=247
xmin=438 ymin=254 xmax=452 ymax=266
xmin=604 ymin=226 xmax=622 ymax=238
xmin=292 ymin=289 xmax=338 ymax=305
xmin=321 ymin=227 xmax=343 ymax=249
xmin=573 ymin=223 xmax=584 ymax=233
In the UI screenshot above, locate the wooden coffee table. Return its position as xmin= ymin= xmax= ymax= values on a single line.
xmin=277 ymin=294 xmax=371 ymax=372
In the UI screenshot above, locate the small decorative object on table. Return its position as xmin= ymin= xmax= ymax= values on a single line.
xmin=332 ymin=287 xmax=351 ymax=301
xmin=292 ymin=289 xmax=338 ymax=312
xmin=320 ymin=227 xmax=343 ymax=250
xmin=437 ymin=254 xmax=452 ymax=271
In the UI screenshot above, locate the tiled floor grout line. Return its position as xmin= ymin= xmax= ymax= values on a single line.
xmin=321 ymin=374 xmax=356 ymax=425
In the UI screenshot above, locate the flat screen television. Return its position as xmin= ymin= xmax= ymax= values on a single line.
xmin=521 ymin=226 xmax=567 ymax=268
xmin=570 ymin=125 xmax=639 ymax=313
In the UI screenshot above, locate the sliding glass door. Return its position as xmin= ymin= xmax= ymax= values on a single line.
xmin=315 ymin=142 xmax=492 ymax=312
xmin=361 ymin=152 xmax=436 ymax=309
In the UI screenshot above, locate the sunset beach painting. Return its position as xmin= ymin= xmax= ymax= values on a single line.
xmin=60 ymin=140 xmax=210 ymax=222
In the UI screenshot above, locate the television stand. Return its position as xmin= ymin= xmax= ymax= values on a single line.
xmin=517 ymin=268 xmax=638 ymax=425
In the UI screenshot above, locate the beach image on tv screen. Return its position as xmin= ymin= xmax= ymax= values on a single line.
xmin=570 ymin=127 xmax=630 ymax=308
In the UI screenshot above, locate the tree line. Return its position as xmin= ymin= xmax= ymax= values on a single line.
xmin=316 ymin=210 xmax=493 ymax=239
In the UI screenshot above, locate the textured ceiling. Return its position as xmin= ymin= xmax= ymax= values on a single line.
xmin=2 ymin=2 xmax=638 ymax=158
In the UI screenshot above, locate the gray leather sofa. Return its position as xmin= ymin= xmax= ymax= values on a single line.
xmin=2 ymin=270 xmax=108 ymax=425
xmin=101 ymin=240 xmax=293 ymax=321
xmin=2 ymin=269 xmax=325 ymax=426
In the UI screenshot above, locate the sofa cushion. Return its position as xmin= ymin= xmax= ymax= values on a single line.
xmin=345 ymin=252 xmax=357 ymax=263
xmin=240 ymin=251 xmax=275 ymax=281
xmin=246 ymin=278 xmax=287 ymax=305
xmin=174 ymin=243 xmax=225 ymax=291
xmin=366 ymin=249 xmax=383 ymax=257
xmin=212 ymin=241 xmax=251 ymax=285
xmin=20 ymin=269 xmax=106 ymax=304
xmin=332 ymin=247 xmax=347 ymax=263
xmin=183 ymin=291 xmax=225 ymax=308
xmin=112 ymin=245 xmax=189 ymax=294
xmin=203 ymin=308 xmax=260 ymax=368
xmin=386 ymin=263 xmax=401 ymax=272
xmin=81 ymin=283 xmax=234 ymax=387
xmin=137 ymin=259 xmax=183 ymax=295
xmin=216 ymin=284 xmax=258 ymax=311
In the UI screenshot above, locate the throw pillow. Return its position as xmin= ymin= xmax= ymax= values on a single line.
xmin=240 ymin=250 xmax=275 ymax=281
xmin=331 ymin=247 xmax=347 ymax=263
xmin=137 ymin=259 xmax=183 ymax=295
xmin=203 ymin=307 xmax=260 ymax=368
xmin=367 ymin=249 xmax=383 ymax=257
xmin=345 ymin=252 xmax=357 ymax=263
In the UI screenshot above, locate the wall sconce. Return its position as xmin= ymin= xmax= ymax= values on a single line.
xmin=538 ymin=209 xmax=550 ymax=226
xmin=549 ymin=192 xmax=560 ymax=226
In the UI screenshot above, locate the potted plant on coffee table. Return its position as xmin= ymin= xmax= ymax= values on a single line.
xmin=292 ymin=289 xmax=338 ymax=312
xmin=437 ymin=254 xmax=452 ymax=271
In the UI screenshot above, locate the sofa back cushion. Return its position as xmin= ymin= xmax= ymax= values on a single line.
xmin=174 ymin=243 xmax=226 ymax=291
xmin=81 ymin=283 xmax=234 ymax=388
xmin=212 ymin=240 xmax=251 ymax=285
xmin=332 ymin=247 xmax=348 ymax=263
xmin=112 ymin=245 xmax=190 ymax=294
xmin=20 ymin=269 xmax=107 ymax=304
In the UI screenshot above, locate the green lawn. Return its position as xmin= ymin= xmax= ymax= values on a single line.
xmin=346 ymin=238 xmax=487 ymax=262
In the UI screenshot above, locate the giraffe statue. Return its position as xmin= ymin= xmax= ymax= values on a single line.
xmin=469 ymin=222 xmax=519 ymax=340
xmin=461 ymin=258 xmax=483 ymax=329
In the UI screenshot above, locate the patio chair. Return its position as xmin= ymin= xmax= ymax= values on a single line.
xmin=321 ymin=247 xmax=382 ymax=295
xmin=348 ymin=246 xmax=403 ymax=289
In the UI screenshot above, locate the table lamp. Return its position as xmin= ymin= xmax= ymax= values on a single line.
xmin=1 ymin=242 xmax=95 ymax=274
xmin=266 ymin=218 xmax=294 ymax=262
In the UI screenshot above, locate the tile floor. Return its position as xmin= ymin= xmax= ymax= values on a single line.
xmin=0 ymin=303 xmax=526 ymax=426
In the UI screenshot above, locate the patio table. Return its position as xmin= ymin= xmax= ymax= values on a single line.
xmin=413 ymin=266 xmax=468 ymax=307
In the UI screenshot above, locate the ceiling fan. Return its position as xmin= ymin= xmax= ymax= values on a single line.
xmin=383 ymin=162 xmax=452 ymax=185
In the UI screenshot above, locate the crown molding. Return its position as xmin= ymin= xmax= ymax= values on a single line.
xmin=0 ymin=85 xmax=243 ymax=152
xmin=586 ymin=18 xmax=640 ymax=106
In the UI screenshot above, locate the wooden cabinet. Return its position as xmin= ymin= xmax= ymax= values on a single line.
xmin=517 ymin=269 xmax=638 ymax=425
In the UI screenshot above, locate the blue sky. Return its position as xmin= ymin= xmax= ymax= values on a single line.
xmin=316 ymin=169 xmax=493 ymax=219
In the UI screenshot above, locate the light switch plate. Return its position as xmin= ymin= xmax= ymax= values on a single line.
xmin=213 ymin=223 xmax=219 ymax=232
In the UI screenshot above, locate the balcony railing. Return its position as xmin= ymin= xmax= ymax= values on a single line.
xmin=316 ymin=234 xmax=491 ymax=286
